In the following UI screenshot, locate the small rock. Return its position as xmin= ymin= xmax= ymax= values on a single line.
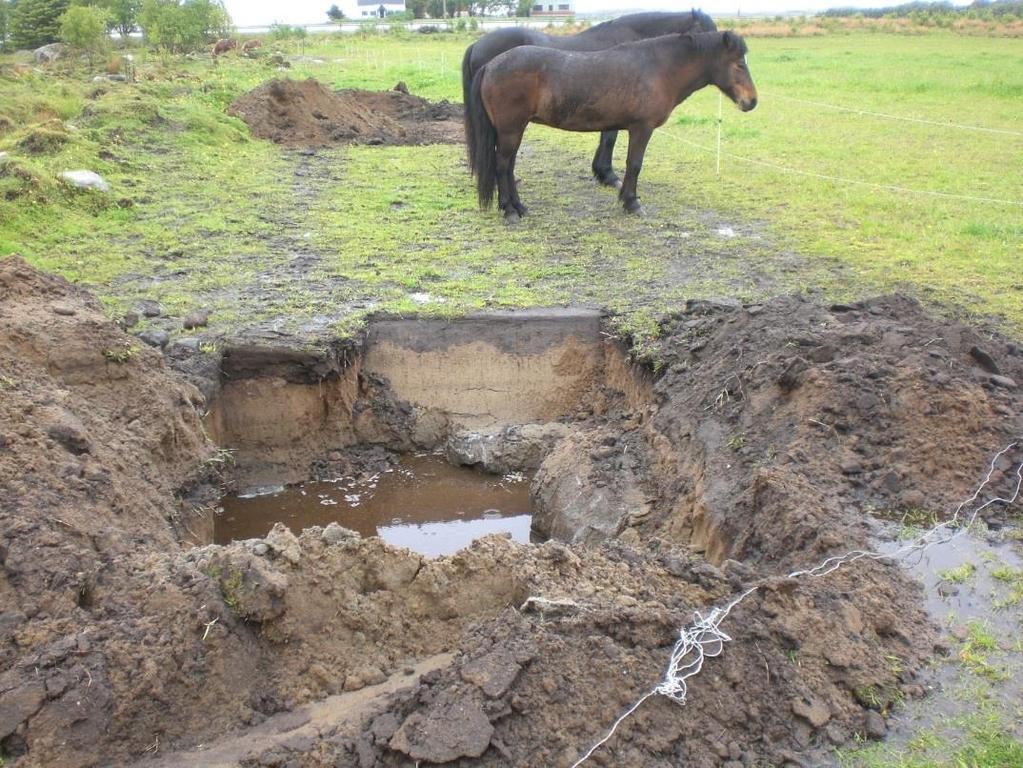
xmin=936 ymin=582 xmax=959 ymax=597
xmin=60 ymin=170 xmax=110 ymax=192
xmin=969 ymin=346 xmax=1001 ymax=374
xmin=864 ymin=710 xmax=887 ymax=739
xmin=359 ymin=665 xmax=387 ymax=686
xmin=47 ymin=421 xmax=90 ymax=455
xmin=791 ymin=696 xmax=831 ymax=727
xmin=342 ymin=675 xmax=365 ymax=692
xmin=321 ymin=522 xmax=359 ymax=545
xmin=138 ymin=329 xmax=169 ymax=348
xmin=120 ymin=311 xmax=139 ymax=328
xmin=183 ymin=310 xmax=210 ymax=330
xmin=393 ymin=80 xmax=409 ymax=94
xmin=265 ymin=523 xmax=301 ymax=565
xmin=138 ymin=300 xmax=162 ymax=318
xmin=169 ymin=337 xmax=201 ymax=353
xmin=990 ymin=374 xmax=1017 ymax=390
xmin=840 ymin=460 xmax=862 ymax=475
xmin=51 ymin=303 xmax=76 ymax=316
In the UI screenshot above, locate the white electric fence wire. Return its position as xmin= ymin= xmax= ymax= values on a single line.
xmin=663 ymin=132 xmax=1023 ymax=207
xmin=571 ymin=440 xmax=1022 ymax=768
xmin=760 ymin=92 xmax=1023 ymax=138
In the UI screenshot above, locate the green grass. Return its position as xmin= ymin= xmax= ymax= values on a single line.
xmin=938 ymin=562 xmax=977 ymax=584
xmin=837 ymin=709 xmax=1023 ymax=768
xmin=1 ymin=30 xmax=1022 ymax=342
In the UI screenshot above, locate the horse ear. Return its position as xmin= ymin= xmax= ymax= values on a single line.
xmin=722 ymin=31 xmax=738 ymax=51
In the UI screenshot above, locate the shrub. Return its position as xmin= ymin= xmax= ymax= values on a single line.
xmin=59 ymin=5 xmax=111 ymax=64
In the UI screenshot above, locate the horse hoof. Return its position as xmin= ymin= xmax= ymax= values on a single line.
xmin=596 ymin=174 xmax=621 ymax=189
xmin=504 ymin=209 xmax=521 ymax=223
xmin=514 ymin=203 xmax=528 ymax=217
xmin=623 ymin=200 xmax=643 ymax=215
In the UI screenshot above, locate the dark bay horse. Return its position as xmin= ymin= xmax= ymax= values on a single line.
xmin=461 ymin=11 xmax=717 ymax=188
xmin=465 ymin=31 xmax=757 ymax=219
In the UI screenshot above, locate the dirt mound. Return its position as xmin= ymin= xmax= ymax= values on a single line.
xmin=227 ymin=78 xmax=462 ymax=147
xmin=3 ymin=256 xmax=1023 ymax=768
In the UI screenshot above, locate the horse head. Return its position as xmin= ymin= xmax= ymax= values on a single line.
xmin=713 ymin=32 xmax=758 ymax=112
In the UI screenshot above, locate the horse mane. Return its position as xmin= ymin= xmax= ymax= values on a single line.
xmin=682 ymin=30 xmax=747 ymax=57
xmin=587 ymin=9 xmax=717 ymax=36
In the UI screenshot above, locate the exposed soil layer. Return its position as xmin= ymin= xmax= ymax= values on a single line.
xmin=227 ymin=78 xmax=463 ymax=147
xmin=2 ymin=256 xmax=1022 ymax=768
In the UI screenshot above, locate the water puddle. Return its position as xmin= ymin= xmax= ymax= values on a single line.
xmin=865 ymin=527 xmax=1023 ymax=758
xmin=215 ymin=454 xmax=534 ymax=557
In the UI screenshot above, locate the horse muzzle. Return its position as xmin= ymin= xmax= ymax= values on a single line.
xmin=738 ymin=95 xmax=758 ymax=112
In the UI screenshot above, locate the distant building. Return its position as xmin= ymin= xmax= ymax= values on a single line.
xmin=355 ymin=0 xmax=406 ymax=17
xmin=531 ymin=0 xmax=573 ymax=15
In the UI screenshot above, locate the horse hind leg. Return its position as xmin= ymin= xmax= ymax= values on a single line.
xmin=496 ymin=130 xmax=526 ymax=220
xmin=591 ymin=131 xmax=621 ymax=189
xmin=619 ymin=125 xmax=653 ymax=214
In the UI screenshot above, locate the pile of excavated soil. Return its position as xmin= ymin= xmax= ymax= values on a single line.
xmin=227 ymin=78 xmax=463 ymax=147
xmin=3 ymin=255 xmax=1023 ymax=768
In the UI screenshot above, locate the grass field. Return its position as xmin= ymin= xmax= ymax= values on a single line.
xmin=1 ymin=29 xmax=1021 ymax=347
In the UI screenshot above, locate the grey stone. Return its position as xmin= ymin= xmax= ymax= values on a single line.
xmin=865 ymin=710 xmax=887 ymax=739
xmin=139 ymin=329 xmax=170 ymax=348
xmin=321 ymin=522 xmax=359 ymax=545
xmin=990 ymin=374 xmax=1017 ymax=390
xmin=59 ymin=170 xmax=110 ymax=192
xmin=138 ymin=300 xmax=162 ymax=318
xmin=445 ymin=422 xmax=571 ymax=474
xmin=34 ymin=43 xmax=67 ymax=63
xmin=183 ymin=310 xmax=210 ymax=330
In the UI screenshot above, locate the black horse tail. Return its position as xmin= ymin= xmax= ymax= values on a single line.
xmin=462 ymin=43 xmax=478 ymax=171
xmin=466 ymin=66 xmax=497 ymax=209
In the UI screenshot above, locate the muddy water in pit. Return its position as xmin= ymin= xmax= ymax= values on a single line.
xmin=216 ymin=455 xmax=534 ymax=557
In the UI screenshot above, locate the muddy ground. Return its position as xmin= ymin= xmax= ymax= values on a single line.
xmin=227 ymin=78 xmax=462 ymax=147
xmin=2 ymin=255 xmax=1022 ymax=767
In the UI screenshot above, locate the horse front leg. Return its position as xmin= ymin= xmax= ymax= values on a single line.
xmin=619 ymin=125 xmax=653 ymax=214
xmin=497 ymin=130 xmax=525 ymax=221
xmin=591 ymin=131 xmax=621 ymax=189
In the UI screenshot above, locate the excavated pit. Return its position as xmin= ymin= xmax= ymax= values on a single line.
xmin=202 ymin=308 xmax=663 ymax=556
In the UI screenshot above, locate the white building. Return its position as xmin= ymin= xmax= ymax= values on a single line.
xmin=354 ymin=0 xmax=407 ymax=18
xmin=531 ymin=0 xmax=573 ymax=15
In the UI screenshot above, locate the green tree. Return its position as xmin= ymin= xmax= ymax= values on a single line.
xmin=59 ymin=4 xmax=110 ymax=64
xmin=515 ymin=0 xmax=531 ymax=16
xmin=137 ymin=0 xmax=229 ymax=52
xmin=98 ymin=0 xmax=141 ymax=38
xmin=326 ymin=3 xmax=343 ymax=20
xmin=11 ymin=0 xmax=70 ymax=49
xmin=0 ymin=1 xmax=11 ymax=51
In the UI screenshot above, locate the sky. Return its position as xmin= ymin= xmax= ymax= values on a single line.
xmin=223 ymin=0 xmax=921 ymax=27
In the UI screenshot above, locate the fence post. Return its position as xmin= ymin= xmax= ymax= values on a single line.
xmin=716 ymin=92 xmax=723 ymax=177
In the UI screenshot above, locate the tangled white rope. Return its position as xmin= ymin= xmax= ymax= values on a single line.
xmin=570 ymin=439 xmax=1023 ymax=767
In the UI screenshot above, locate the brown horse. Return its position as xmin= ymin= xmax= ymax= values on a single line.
xmin=461 ymin=11 xmax=718 ymax=188
xmin=465 ymin=31 xmax=757 ymax=220
xmin=211 ymin=38 xmax=238 ymax=58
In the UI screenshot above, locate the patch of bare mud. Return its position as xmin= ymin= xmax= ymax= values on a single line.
xmin=227 ymin=78 xmax=462 ymax=147
xmin=2 ymin=257 xmax=1022 ymax=768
